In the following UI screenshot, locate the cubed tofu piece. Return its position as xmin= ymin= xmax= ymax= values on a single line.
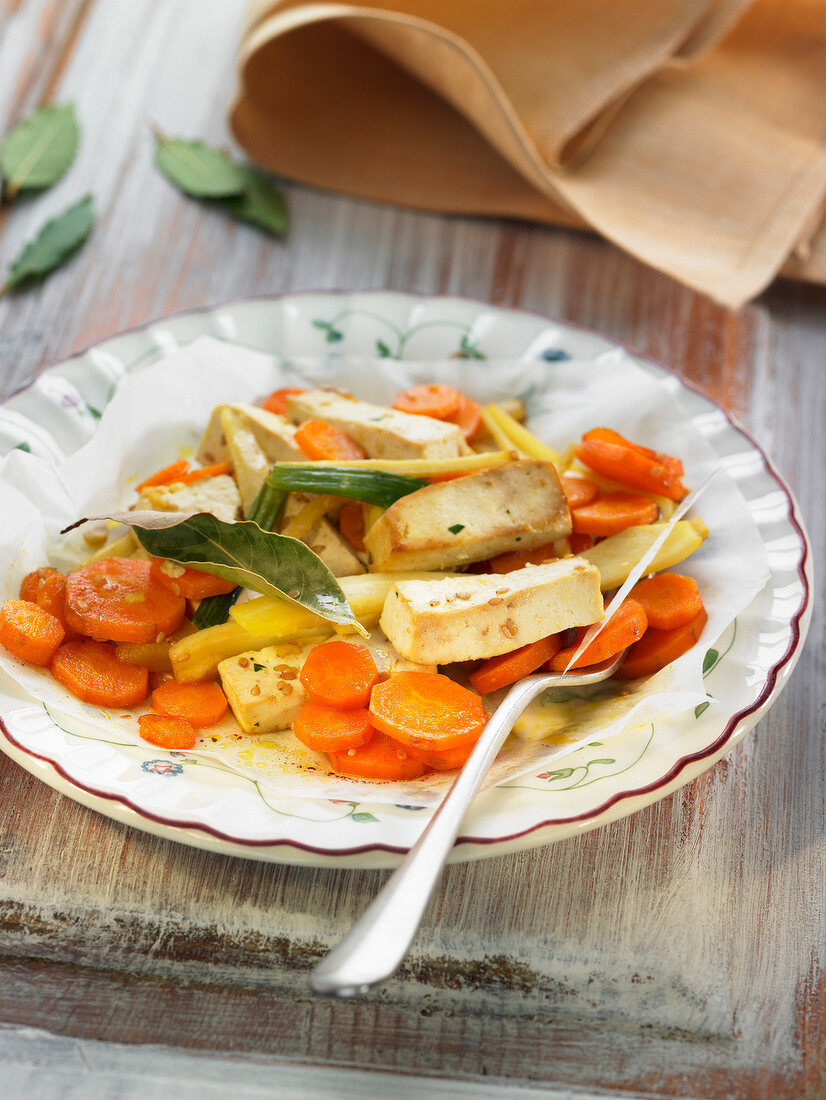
xmin=285 ymin=389 xmax=468 ymax=459
xmin=364 ymin=460 xmax=570 ymax=571
xmin=281 ymin=493 xmax=365 ymax=577
xmin=139 ymin=475 xmax=241 ymax=524
xmin=197 ymin=403 xmax=301 ymax=466
xmin=219 ymin=635 xmax=435 ymax=734
xmin=380 ymin=559 xmax=603 ymax=664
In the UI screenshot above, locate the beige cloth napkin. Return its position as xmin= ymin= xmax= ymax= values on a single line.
xmin=230 ymin=0 xmax=826 ymax=307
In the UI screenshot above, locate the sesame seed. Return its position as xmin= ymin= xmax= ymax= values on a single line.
xmin=429 ymin=599 xmax=439 ymax=607
xmin=495 ymin=588 xmax=508 ymax=596
xmin=238 ymin=657 xmax=249 ymax=668
xmin=488 ymin=597 xmax=503 ymax=606
xmin=250 ymin=685 xmax=261 ymax=696
xmin=456 ymin=592 xmax=471 ymax=600
xmin=501 ymin=619 xmax=517 ymax=638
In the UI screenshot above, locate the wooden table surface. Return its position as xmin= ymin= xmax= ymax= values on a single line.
xmin=0 ymin=2 xmax=822 ymax=1097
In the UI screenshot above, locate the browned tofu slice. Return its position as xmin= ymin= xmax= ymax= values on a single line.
xmin=364 ymin=460 xmax=571 ymax=571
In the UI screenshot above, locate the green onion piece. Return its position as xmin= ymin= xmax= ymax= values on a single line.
xmin=264 ymin=465 xmax=426 ymax=508
xmin=192 ymin=587 xmax=241 ymax=629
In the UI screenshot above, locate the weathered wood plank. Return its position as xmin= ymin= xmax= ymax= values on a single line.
xmin=0 ymin=0 xmax=821 ymax=1097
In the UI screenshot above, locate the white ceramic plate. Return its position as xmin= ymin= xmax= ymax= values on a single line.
xmin=0 ymin=293 xmax=812 ymax=868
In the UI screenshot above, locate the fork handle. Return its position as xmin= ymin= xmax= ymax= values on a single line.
xmin=310 ymin=676 xmax=545 ymax=997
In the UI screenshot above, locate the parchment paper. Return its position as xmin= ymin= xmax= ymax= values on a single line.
xmin=0 ymin=337 xmax=770 ymax=806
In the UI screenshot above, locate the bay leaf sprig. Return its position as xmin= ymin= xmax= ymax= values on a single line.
xmin=0 ymin=194 xmax=94 ymax=297
xmin=152 ymin=126 xmax=288 ymax=236
xmin=66 ymin=509 xmax=364 ymax=635
xmin=0 ymin=103 xmax=79 ymax=201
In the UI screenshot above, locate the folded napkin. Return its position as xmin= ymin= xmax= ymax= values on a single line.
xmin=231 ymin=1 xmax=826 ymax=307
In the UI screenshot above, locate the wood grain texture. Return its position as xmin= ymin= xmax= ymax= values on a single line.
xmin=0 ymin=1 xmax=823 ymax=1097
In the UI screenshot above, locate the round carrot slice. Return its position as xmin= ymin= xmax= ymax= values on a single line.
xmin=326 ymin=731 xmax=429 ymax=780
xmin=0 ymin=600 xmax=64 ymax=666
xmin=19 ymin=566 xmax=76 ymax=636
xmin=369 ymin=671 xmax=487 ymax=751
xmin=338 ymin=501 xmax=366 ymax=552
xmin=293 ymin=703 xmax=375 ymax=753
xmin=294 ymin=419 xmax=367 ymax=461
xmin=549 ymin=599 xmax=647 ymax=672
xmin=616 ymin=607 xmax=708 ymax=680
xmin=629 ymin=573 xmax=703 ymax=631
xmin=65 ymin=558 xmax=186 ymax=644
xmin=406 ymin=741 xmax=475 ymax=772
xmin=571 ymin=492 xmax=658 ymax=537
xmin=299 ymin=640 xmax=379 ymax=709
xmin=150 ymin=558 xmax=237 ymax=601
xmin=393 ymin=384 xmax=461 ymax=419
xmin=560 ymin=476 xmax=599 ymax=510
xmin=151 ymin=680 xmax=228 ymax=728
xmin=50 ymin=640 xmax=148 ymax=706
xmin=138 ymin=713 xmax=197 ymax=750
xmin=261 ymin=387 xmax=306 ymax=416
xmin=446 ymin=393 xmax=483 ymax=441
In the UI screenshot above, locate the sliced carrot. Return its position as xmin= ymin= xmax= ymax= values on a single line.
xmin=629 ymin=573 xmax=704 ymax=631
xmin=65 ymin=558 xmax=186 ymax=644
xmin=138 ymin=713 xmax=197 ymax=750
xmin=561 ymin=476 xmax=599 ymax=510
xmin=407 ymin=740 xmax=475 ymax=771
xmin=261 ymin=387 xmax=306 ymax=416
xmin=19 ymin=566 xmax=76 ymax=635
xmin=137 ymin=459 xmax=192 ymax=492
xmin=488 ymin=543 xmax=558 ymax=573
xmin=299 ymin=640 xmax=379 ymax=709
xmin=177 ymin=461 xmax=232 ymax=485
xmin=569 ymin=532 xmax=595 ymax=554
xmin=616 ymin=607 xmax=708 ymax=680
xmin=338 ymin=500 xmax=366 ymax=552
xmin=583 ymin=427 xmax=684 ymax=478
xmin=571 ymin=491 xmax=658 ymax=537
xmin=369 ymin=671 xmax=487 ymax=751
xmin=327 ymin=731 xmax=429 ymax=780
xmin=393 ymin=384 xmax=461 ymax=419
xmin=294 ymin=419 xmax=367 ymax=461
xmin=0 ymin=600 xmax=64 ymax=665
xmin=469 ymin=633 xmax=562 ymax=695
xmin=50 ymin=640 xmax=148 ymax=706
xmin=576 ymin=439 xmax=687 ymax=501
xmin=293 ymin=703 xmax=375 ymax=753
xmin=151 ymin=679 xmax=228 ymax=728
xmin=446 ymin=393 xmax=483 ymax=442
xmin=150 ymin=558 xmax=237 ymax=600
xmin=549 ymin=598 xmax=647 ymax=671
xmin=19 ymin=570 xmax=42 ymax=603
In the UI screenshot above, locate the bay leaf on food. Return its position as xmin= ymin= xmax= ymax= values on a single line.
xmin=0 ymin=103 xmax=79 ymax=199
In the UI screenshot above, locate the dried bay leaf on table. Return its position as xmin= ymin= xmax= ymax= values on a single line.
xmin=221 ymin=165 xmax=288 ymax=236
xmin=0 ymin=103 xmax=79 ymax=199
xmin=1 ymin=195 xmax=94 ymax=294
xmin=153 ymin=131 xmax=248 ymax=198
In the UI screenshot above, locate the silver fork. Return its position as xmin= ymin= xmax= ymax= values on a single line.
xmin=311 ymin=655 xmax=623 ymax=997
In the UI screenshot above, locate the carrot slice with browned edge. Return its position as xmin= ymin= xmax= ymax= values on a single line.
xmin=616 ymin=607 xmax=708 ymax=680
xmin=299 ymin=640 xmax=379 ymax=709
xmin=629 ymin=573 xmax=703 ymax=631
xmin=583 ymin=427 xmax=684 ymax=478
xmin=18 ymin=571 xmax=42 ymax=603
xmin=138 ymin=713 xmax=197 ymax=750
xmin=338 ymin=500 xmax=366 ymax=552
xmin=571 ymin=491 xmax=658 ymax=537
xmin=576 ymin=439 xmax=687 ymax=501
xmin=65 ymin=558 xmax=186 ymax=644
xmin=446 ymin=393 xmax=483 ymax=442
xmin=176 ymin=461 xmax=232 ymax=484
xmin=549 ymin=598 xmax=648 ymax=672
xmin=327 ymin=731 xmax=429 ymax=780
xmin=294 ymin=419 xmax=367 ymax=461
xmin=151 ymin=679 xmax=228 ymax=728
xmin=469 ymin=633 xmax=562 ymax=695
xmin=50 ymin=640 xmax=148 ymax=706
xmin=407 ymin=740 xmax=475 ymax=772
xmin=393 ymin=384 xmax=461 ymax=419
xmin=488 ymin=543 xmax=558 ymax=573
xmin=0 ymin=600 xmax=64 ymax=665
xmin=369 ymin=671 xmax=487 ymax=751
xmin=293 ymin=703 xmax=375 ymax=754
xmin=19 ymin=566 xmax=76 ymax=636
xmin=561 ymin=476 xmax=599 ymax=510
xmin=136 ymin=459 xmax=192 ymax=492
xmin=261 ymin=387 xmax=306 ymax=416
xmin=150 ymin=558 xmax=237 ymax=601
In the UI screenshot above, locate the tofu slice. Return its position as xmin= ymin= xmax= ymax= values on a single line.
xmin=220 ymin=407 xmax=270 ymax=516
xmin=365 ymin=460 xmax=571 ymax=571
xmin=219 ymin=634 xmax=435 ymax=734
xmin=138 ymin=475 xmax=241 ymax=524
xmin=285 ymin=389 xmax=468 ymax=459
xmin=281 ymin=492 xmax=365 ymax=577
xmin=380 ymin=559 xmax=603 ymax=664
xmin=197 ymin=403 xmax=301 ymax=466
